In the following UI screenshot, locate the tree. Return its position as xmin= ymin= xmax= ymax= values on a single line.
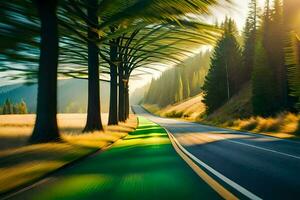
xmin=202 ymin=19 xmax=243 ymax=114
xmin=284 ymin=0 xmax=300 ymax=111
xmin=1 ymin=0 xmax=230 ymax=141
xmin=252 ymin=38 xmax=277 ymax=116
xmin=83 ymin=0 xmax=104 ymax=132
xmin=251 ymin=0 xmax=280 ymax=116
xmin=19 ymin=99 xmax=28 ymax=114
xmin=118 ymin=63 xmax=126 ymax=121
xmin=3 ymin=99 xmax=13 ymax=114
xmin=108 ymin=30 xmax=119 ymax=125
xmin=30 ymin=0 xmax=60 ymax=143
xmin=268 ymin=0 xmax=288 ymax=109
xmin=13 ymin=104 xmax=19 ymax=114
xmin=242 ymin=0 xmax=257 ymax=82
xmin=176 ymin=75 xmax=184 ymax=102
xmin=251 ymin=0 xmax=292 ymax=116
xmin=143 ymin=51 xmax=212 ymax=106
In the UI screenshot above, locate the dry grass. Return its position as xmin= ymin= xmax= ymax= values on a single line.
xmin=205 ymin=83 xmax=252 ymax=123
xmin=143 ymin=87 xmax=300 ymax=140
xmin=225 ymin=112 xmax=300 ymax=139
xmin=0 ymin=114 xmax=137 ymax=194
xmin=143 ymin=94 xmax=206 ymax=121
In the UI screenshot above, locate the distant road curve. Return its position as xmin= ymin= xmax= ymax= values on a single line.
xmin=132 ymin=105 xmax=300 ymax=200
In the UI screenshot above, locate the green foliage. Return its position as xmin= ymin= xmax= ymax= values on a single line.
xmin=202 ymin=18 xmax=243 ymax=114
xmin=2 ymin=99 xmax=13 ymax=114
xmin=145 ymin=0 xmax=299 ymax=118
xmin=284 ymin=0 xmax=300 ymax=111
xmin=251 ymin=0 xmax=292 ymax=116
xmin=242 ymin=0 xmax=257 ymax=82
xmin=251 ymin=39 xmax=277 ymax=116
xmin=264 ymin=0 xmax=288 ymax=110
xmin=285 ymin=33 xmax=300 ymax=110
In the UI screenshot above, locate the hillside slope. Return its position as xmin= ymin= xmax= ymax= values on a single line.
xmin=144 ymin=94 xmax=206 ymax=120
xmin=144 ymin=83 xmax=252 ymax=121
xmin=205 ymin=83 xmax=252 ymax=123
xmin=143 ymin=83 xmax=300 ymax=138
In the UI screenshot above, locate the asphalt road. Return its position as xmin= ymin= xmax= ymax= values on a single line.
xmin=132 ymin=105 xmax=300 ymax=200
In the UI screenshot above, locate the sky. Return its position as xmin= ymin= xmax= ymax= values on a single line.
xmin=211 ymin=0 xmax=266 ymax=31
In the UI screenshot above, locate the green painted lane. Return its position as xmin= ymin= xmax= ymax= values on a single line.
xmin=13 ymin=117 xmax=221 ymax=200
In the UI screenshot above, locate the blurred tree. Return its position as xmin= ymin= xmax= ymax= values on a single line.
xmin=269 ymin=0 xmax=288 ymax=110
xmin=251 ymin=0 xmax=291 ymax=116
xmin=0 ymin=0 xmax=230 ymax=141
xmin=2 ymin=99 xmax=13 ymax=114
xmin=19 ymin=99 xmax=28 ymax=114
xmin=144 ymin=51 xmax=211 ymax=107
xmin=13 ymin=104 xmax=19 ymax=114
xmin=176 ymin=75 xmax=184 ymax=102
xmin=284 ymin=0 xmax=300 ymax=111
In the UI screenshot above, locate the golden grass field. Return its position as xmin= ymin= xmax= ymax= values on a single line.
xmin=0 ymin=114 xmax=137 ymax=194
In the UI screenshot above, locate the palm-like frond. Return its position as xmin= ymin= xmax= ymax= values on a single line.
xmin=1 ymin=0 xmax=228 ymax=83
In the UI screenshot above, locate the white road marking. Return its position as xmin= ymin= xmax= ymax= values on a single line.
xmin=133 ymin=106 xmax=300 ymax=199
xmin=207 ymin=134 xmax=300 ymax=160
xmin=167 ymin=131 xmax=263 ymax=200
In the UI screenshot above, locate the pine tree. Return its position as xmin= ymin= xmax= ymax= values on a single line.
xmin=2 ymin=104 xmax=7 ymax=115
xmin=191 ymin=72 xmax=198 ymax=96
xmin=284 ymin=0 xmax=300 ymax=111
xmin=13 ymin=104 xmax=19 ymax=114
xmin=251 ymin=1 xmax=279 ymax=116
xmin=242 ymin=0 xmax=257 ymax=82
xmin=183 ymin=74 xmax=190 ymax=99
xmin=177 ymin=75 xmax=184 ymax=102
xmin=252 ymin=38 xmax=277 ymax=116
xmin=202 ymin=18 xmax=243 ymax=114
xmin=3 ymin=99 xmax=13 ymax=114
xmin=144 ymin=52 xmax=211 ymax=107
xmin=268 ymin=0 xmax=288 ymax=110
xmin=251 ymin=0 xmax=290 ymax=116
xmin=19 ymin=99 xmax=28 ymax=114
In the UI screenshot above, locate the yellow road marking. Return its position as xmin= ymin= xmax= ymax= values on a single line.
xmin=168 ymin=132 xmax=239 ymax=200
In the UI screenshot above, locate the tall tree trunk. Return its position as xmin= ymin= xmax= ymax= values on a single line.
xmin=83 ymin=0 xmax=103 ymax=132
xmin=108 ymin=67 xmax=118 ymax=125
xmin=108 ymin=39 xmax=118 ymax=125
xmin=124 ymin=80 xmax=130 ymax=119
xmin=30 ymin=0 xmax=60 ymax=143
xmin=118 ymin=65 xmax=125 ymax=122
